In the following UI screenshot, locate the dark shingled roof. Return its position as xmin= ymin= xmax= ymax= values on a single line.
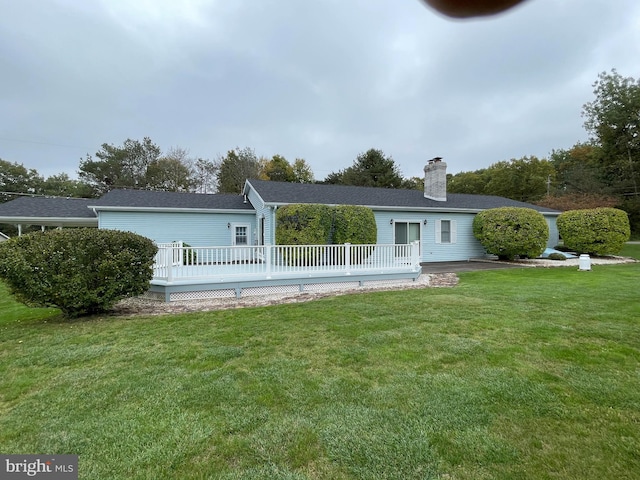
xmin=89 ymin=189 xmax=253 ymax=210
xmin=247 ymin=179 xmax=560 ymax=214
xmin=0 ymin=197 xmax=97 ymax=218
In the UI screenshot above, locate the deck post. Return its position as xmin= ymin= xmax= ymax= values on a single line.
xmin=345 ymin=243 xmax=351 ymax=275
xmin=411 ymin=241 xmax=420 ymax=271
xmin=166 ymin=246 xmax=174 ymax=283
xmin=265 ymin=243 xmax=272 ymax=279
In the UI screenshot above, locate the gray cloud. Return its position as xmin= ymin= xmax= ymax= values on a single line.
xmin=1 ymin=0 xmax=638 ymax=182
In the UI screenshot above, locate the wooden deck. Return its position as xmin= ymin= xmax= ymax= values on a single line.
xmin=149 ymin=242 xmax=421 ymax=301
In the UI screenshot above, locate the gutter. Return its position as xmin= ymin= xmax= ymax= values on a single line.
xmin=0 ymin=216 xmax=98 ymax=226
xmin=88 ymin=206 xmax=255 ymax=214
xmin=261 ymin=202 xmax=560 ymax=215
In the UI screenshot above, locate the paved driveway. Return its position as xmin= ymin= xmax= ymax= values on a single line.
xmin=421 ymin=260 xmax=522 ymax=274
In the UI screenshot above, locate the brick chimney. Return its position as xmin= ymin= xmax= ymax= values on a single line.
xmin=424 ymin=157 xmax=447 ymax=201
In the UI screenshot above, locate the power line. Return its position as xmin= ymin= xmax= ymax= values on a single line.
xmin=0 ymin=136 xmax=87 ymax=150
xmin=0 ymin=191 xmax=53 ymax=198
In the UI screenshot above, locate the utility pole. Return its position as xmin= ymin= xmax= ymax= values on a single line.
xmin=546 ymin=175 xmax=551 ymax=196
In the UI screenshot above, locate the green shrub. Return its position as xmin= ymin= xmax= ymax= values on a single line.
xmin=0 ymin=228 xmax=157 ymax=317
xmin=553 ymin=244 xmax=574 ymax=253
xmin=332 ymin=205 xmax=377 ymax=245
xmin=619 ymin=197 xmax=640 ymax=238
xmin=276 ymin=204 xmax=377 ymax=246
xmin=473 ymin=207 xmax=549 ymax=261
xmin=175 ymin=241 xmax=197 ymax=265
xmin=556 ymin=208 xmax=630 ymax=255
xmin=275 ymin=204 xmax=378 ymax=265
xmin=276 ymin=204 xmax=334 ymax=246
xmin=548 ymin=253 xmax=567 ymax=261
xmin=332 ymin=206 xmax=377 ymax=264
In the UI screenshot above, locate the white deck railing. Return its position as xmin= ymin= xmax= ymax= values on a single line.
xmin=153 ymin=242 xmax=421 ymax=284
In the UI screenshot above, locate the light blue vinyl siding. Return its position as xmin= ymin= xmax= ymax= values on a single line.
xmin=246 ymin=187 xmax=274 ymax=245
xmin=257 ymin=205 xmax=275 ymax=245
xmin=98 ymin=211 xmax=256 ymax=247
xmin=545 ymin=215 xmax=560 ymax=248
xmin=375 ymin=211 xmax=560 ymax=262
xmin=374 ymin=211 xmax=485 ymax=262
xmin=422 ymin=213 xmax=485 ymax=262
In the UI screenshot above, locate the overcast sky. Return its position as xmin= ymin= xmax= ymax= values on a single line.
xmin=1 ymin=0 xmax=639 ymax=183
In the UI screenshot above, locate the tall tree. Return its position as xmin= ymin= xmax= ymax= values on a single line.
xmin=262 ymin=154 xmax=295 ymax=182
xmin=145 ymin=146 xmax=193 ymax=192
xmin=216 ymin=147 xmax=260 ymax=193
xmin=292 ymin=158 xmax=315 ymax=183
xmin=549 ymin=143 xmax=605 ymax=194
xmin=484 ymin=156 xmax=555 ymax=202
xmin=0 ymin=159 xmax=43 ymax=203
xmin=191 ymin=157 xmax=218 ymax=194
xmin=41 ymin=173 xmax=95 ymax=198
xmin=325 ymin=148 xmax=403 ymax=188
xmin=582 ymin=69 xmax=640 ymax=196
xmin=78 ymin=137 xmax=162 ymax=193
xmin=447 ymin=170 xmax=488 ymax=195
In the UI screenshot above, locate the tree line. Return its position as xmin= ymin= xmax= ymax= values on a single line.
xmin=0 ymin=143 xmax=316 ymax=203
xmin=1 ymin=69 xmax=638 ymax=233
xmin=446 ymin=70 xmax=640 ymax=233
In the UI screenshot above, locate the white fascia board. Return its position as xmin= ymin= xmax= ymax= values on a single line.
xmin=243 ymin=180 xmax=265 ymax=207
xmin=89 ymin=206 xmax=255 ymax=214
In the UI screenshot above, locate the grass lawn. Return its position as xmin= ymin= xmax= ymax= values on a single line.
xmin=620 ymin=242 xmax=640 ymax=259
xmin=1 ymin=260 xmax=639 ymax=479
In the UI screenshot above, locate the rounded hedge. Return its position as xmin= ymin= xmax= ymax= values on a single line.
xmin=276 ymin=204 xmax=334 ymax=245
xmin=331 ymin=205 xmax=377 ymax=245
xmin=556 ymin=207 xmax=630 ymax=255
xmin=473 ymin=207 xmax=549 ymax=261
xmin=276 ymin=204 xmax=377 ymax=245
xmin=275 ymin=204 xmax=377 ymax=266
xmin=0 ymin=228 xmax=157 ymax=317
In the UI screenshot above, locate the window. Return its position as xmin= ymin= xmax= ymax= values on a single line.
xmin=394 ymin=222 xmax=421 ymax=245
xmin=436 ymin=219 xmax=456 ymax=244
xmin=440 ymin=220 xmax=451 ymax=243
xmin=234 ymin=225 xmax=248 ymax=246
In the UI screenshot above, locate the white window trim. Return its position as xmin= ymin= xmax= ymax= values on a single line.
xmin=392 ymin=219 xmax=423 ymax=245
xmin=435 ymin=219 xmax=457 ymax=244
xmin=231 ymin=223 xmax=251 ymax=246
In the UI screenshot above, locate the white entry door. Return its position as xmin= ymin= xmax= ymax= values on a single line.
xmin=394 ymin=221 xmax=421 ymax=262
xmin=232 ymin=223 xmax=251 ymax=262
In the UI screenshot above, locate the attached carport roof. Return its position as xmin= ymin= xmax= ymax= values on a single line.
xmin=0 ymin=196 xmax=98 ymax=227
xmin=88 ymin=189 xmax=254 ymax=212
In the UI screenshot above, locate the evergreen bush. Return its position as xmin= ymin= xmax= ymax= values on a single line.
xmin=473 ymin=207 xmax=549 ymax=261
xmin=275 ymin=204 xmax=378 ymax=265
xmin=332 ymin=205 xmax=377 ymax=264
xmin=0 ymin=228 xmax=157 ymax=317
xmin=556 ymin=208 xmax=630 ymax=255
xmin=275 ymin=204 xmax=334 ymax=245
xmin=331 ymin=205 xmax=377 ymax=245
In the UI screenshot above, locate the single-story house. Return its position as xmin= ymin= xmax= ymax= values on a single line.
xmin=0 ymin=160 xmax=560 ymax=264
xmin=0 ymin=160 xmax=561 ymax=300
